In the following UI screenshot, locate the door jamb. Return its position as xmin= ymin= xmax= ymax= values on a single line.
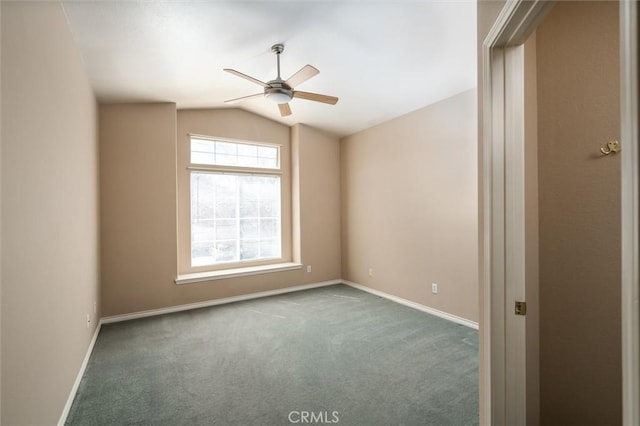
xmin=620 ymin=1 xmax=639 ymax=424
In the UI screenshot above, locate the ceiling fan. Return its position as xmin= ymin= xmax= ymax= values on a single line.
xmin=223 ymin=43 xmax=339 ymax=117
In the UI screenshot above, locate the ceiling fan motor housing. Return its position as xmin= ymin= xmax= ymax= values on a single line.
xmin=265 ymin=81 xmax=293 ymax=104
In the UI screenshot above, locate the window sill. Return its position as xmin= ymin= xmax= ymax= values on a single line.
xmin=175 ymin=262 xmax=303 ymax=285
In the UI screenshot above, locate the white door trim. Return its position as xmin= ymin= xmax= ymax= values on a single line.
xmin=482 ymin=1 xmax=555 ymax=424
xmin=620 ymin=1 xmax=639 ymax=424
xmin=503 ymin=43 xmax=527 ymax=426
xmin=483 ymin=1 xmax=639 ymax=425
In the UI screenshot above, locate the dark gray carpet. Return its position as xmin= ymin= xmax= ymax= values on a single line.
xmin=66 ymin=284 xmax=478 ymax=426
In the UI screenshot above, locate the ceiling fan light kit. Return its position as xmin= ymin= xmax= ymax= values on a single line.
xmin=265 ymin=86 xmax=293 ymax=104
xmin=224 ymin=43 xmax=338 ymax=117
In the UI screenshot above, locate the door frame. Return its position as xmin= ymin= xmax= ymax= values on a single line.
xmin=481 ymin=0 xmax=639 ymax=424
xmin=620 ymin=1 xmax=639 ymax=424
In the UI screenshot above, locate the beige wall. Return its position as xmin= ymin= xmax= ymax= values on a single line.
xmin=340 ymin=89 xmax=478 ymax=323
xmin=99 ymin=104 xmax=178 ymax=316
xmin=294 ymin=124 xmax=342 ymax=277
xmin=100 ymin=108 xmax=341 ymax=316
xmin=536 ymin=3 xmax=621 ymax=424
xmin=1 ymin=3 xmax=100 ymax=425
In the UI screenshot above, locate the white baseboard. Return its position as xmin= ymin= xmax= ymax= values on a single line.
xmin=343 ymin=280 xmax=479 ymax=330
xmin=58 ymin=321 xmax=102 ymax=426
xmin=101 ymin=279 xmax=343 ymax=324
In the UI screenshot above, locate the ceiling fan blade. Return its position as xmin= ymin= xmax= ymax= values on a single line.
xmin=223 ymin=69 xmax=269 ymax=88
xmin=224 ymin=93 xmax=264 ymax=103
xmin=293 ymin=91 xmax=339 ymax=105
xmin=278 ymin=103 xmax=292 ymax=117
xmin=285 ymin=65 xmax=319 ymax=88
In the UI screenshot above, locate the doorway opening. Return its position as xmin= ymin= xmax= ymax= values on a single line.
xmin=481 ymin=0 xmax=639 ymax=424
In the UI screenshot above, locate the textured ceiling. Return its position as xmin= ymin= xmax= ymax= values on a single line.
xmin=62 ymin=1 xmax=476 ymax=137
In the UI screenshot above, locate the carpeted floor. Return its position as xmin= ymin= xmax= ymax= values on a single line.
xmin=66 ymin=284 xmax=478 ymax=426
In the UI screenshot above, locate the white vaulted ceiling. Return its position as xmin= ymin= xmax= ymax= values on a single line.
xmin=62 ymin=1 xmax=476 ymax=137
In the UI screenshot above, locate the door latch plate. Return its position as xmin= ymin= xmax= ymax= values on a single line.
xmin=515 ymin=301 xmax=527 ymax=316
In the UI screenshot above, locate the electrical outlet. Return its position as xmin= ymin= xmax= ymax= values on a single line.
xmin=431 ymin=283 xmax=438 ymax=294
xmin=368 ymin=267 xmax=374 ymax=277
xmin=306 ymin=265 xmax=312 ymax=273
xmin=86 ymin=314 xmax=91 ymax=328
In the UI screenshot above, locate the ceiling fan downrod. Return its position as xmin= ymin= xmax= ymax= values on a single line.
xmin=272 ymin=43 xmax=284 ymax=81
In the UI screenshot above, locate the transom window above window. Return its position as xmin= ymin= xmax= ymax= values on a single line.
xmin=190 ymin=137 xmax=279 ymax=169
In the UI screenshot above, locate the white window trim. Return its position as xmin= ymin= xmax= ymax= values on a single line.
xmin=175 ymin=262 xmax=302 ymax=285
xmin=185 ymin=135 xmax=287 ymax=272
xmin=187 ymin=165 xmax=283 ymax=175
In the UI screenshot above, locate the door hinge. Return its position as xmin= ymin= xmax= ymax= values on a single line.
xmin=515 ymin=301 xmax=527 ymax=316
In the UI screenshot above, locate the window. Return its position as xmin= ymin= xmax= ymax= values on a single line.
xmin=188 ymin=137 xmax=283 ymax=268
xmin=190 ymin=138 xmax=279 ymax=169
xmin=176 ymin=126 xmax=295 ymax=282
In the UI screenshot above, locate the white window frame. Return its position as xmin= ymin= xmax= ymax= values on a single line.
xmin=189 ymin=135 xmax=281 ymax=171
xmin=177 ymin=133 xmax=298 ymax=283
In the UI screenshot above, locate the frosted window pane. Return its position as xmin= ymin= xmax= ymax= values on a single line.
xmin=192 ymin=140 xmax=215 ymax=153
xmin=260 ymin=199 xmax=278 ymax=217
xmin=240 ymin=198 xmax=259 ymax=217
xmin=215 ymin=154 xmax=237 ymax=166
xmin=240 ymin=240 xmax=259 ymax=260
xmin=261 ymin=178 xmax=279 ymax=199
xmin=240 ymin=177 xmax=261 ymax=198
xmin=260 ymin=219 xmax=278 ymax=239
xmin=190 ymin=138 xmax=279 ymax=169
xmin=260 ymin=239 xmax=279 ymax=258
xmin=258 ymin=146 xmax=277 ymax=158
xmin=215 ymin=201 xmax=236 ymax=218
xmin=215 ymin=141 xmax=237 ymax=155
xmin=191 ymin=140 xmax=216 ymax=164
xmin=238 ymin=156 xmax=259 ymax=167
xmin=258 ymin=157 xmax=278 ymax=168
xmin=216 ymin=219 xmax=237 ymax=240
xmin=190 ymin=171 xmax=282 ymax=267
xmin=191 ymin=152 xmax=214 ymax=164
xmin=191 ymin=174 xmax=215 ymax=220
xmin=238 ymin=144 xmax=258 ymax=156
xmin=240 ymin=219 xmax=259 ymax=239
xmin=215 ymin=241 xmax=237 ymax=262
xmin=191 ymin=221 xmax=215 ymax=242
xmin=214 ymin=174 xmax=235 ymax=193
xmin=191 ymin=242 xmax=215 ymax=267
